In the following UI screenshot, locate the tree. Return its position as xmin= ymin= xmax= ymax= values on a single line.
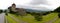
xmin=54 ymin=6 xmax=60 ymax=18
xmin=58 ymin=13 xmax=60 ymax=18
xmin=33 ymin=13 xmax=42 ymax=21
xmin=26 ymin=12 xmax=31 ymax=14
xmin=54 ymin=6 xmax=60 ymax=12
xmin=30 ymin=12 xmax=36 ymax=16
xmin=4 ymin=9 xmax=8 ymax=16
xmin=0 ymin=10 xmax=3 ymax=13
xmin=8 ymin=6 xmax=13 ymax=13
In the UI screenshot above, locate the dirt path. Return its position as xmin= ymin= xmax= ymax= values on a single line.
xmin=8 ymin=15 xmax=28 ymax=23
xmin=44 ymin=16 xmax=58 ymax=23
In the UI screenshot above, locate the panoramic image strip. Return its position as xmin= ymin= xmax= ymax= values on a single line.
xmin=0 ymin=0 xmax=60 ymax=23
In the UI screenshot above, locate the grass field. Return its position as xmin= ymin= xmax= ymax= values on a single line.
xmin=6 ymin=13 xmax=58 ymax=23
xmin=53 ymin=18 xmax=60 ymax=23
xmin=6 ymin=16 xmax=18 ymax=23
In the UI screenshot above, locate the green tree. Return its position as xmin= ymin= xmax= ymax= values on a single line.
xmin=54 ymin=6 xmax=60 ymax=18
xmin=54 ymin=6 xmax=60 ymax=12
xmin=0 ymin=10 xmax=3 ymax=13
xmin=4 ymin=9 xmax=8 ymax=16
xmin=33 ymin=13 xmax=42 ymax=21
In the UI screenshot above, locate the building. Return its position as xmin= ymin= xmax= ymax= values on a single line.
xmin=8 ymin=3 xmax=26 ymax=16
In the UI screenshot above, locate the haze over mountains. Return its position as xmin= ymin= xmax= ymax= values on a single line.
xmin=16 ymin=5 xmax=51 ymax=11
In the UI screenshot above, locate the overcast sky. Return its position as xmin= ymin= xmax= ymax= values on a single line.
xmin=0 ymin=0 xmax=60 ymax=11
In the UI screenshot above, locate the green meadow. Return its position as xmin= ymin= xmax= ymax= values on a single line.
xmin=6 ymin=13 xmax=60 ymax=23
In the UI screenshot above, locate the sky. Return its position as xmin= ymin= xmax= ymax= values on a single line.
xmin=0 ymin=0 xmax=60 ymax=11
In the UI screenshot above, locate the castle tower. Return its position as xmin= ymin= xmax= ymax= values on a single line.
xmin=11 ymin=3 xmax=16 ymax=11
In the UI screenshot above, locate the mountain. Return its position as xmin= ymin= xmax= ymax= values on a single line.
xmin=16 ymin=5 xmax=52 ymax=13
xmin=16 ymin=5 xmax=51 ymax=10
xmin=24 ymin=9 xmax=50 ymax=13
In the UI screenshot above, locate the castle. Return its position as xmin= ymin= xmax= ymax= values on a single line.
xmin=8 ymin=3 xmax=26 ymax=16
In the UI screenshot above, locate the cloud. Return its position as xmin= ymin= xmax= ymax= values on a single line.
xmin=27 ymin=0 xmax=60 ymax=11
xmin=0 ymin=0 xmax=32 ymax=9
xmin=29 ymin=0 xmax=48 ymax=5
xmin=0 ymin=0 xmax=59 ymax=11
xmin=0 ymin=0 xmax=13 ymax=9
